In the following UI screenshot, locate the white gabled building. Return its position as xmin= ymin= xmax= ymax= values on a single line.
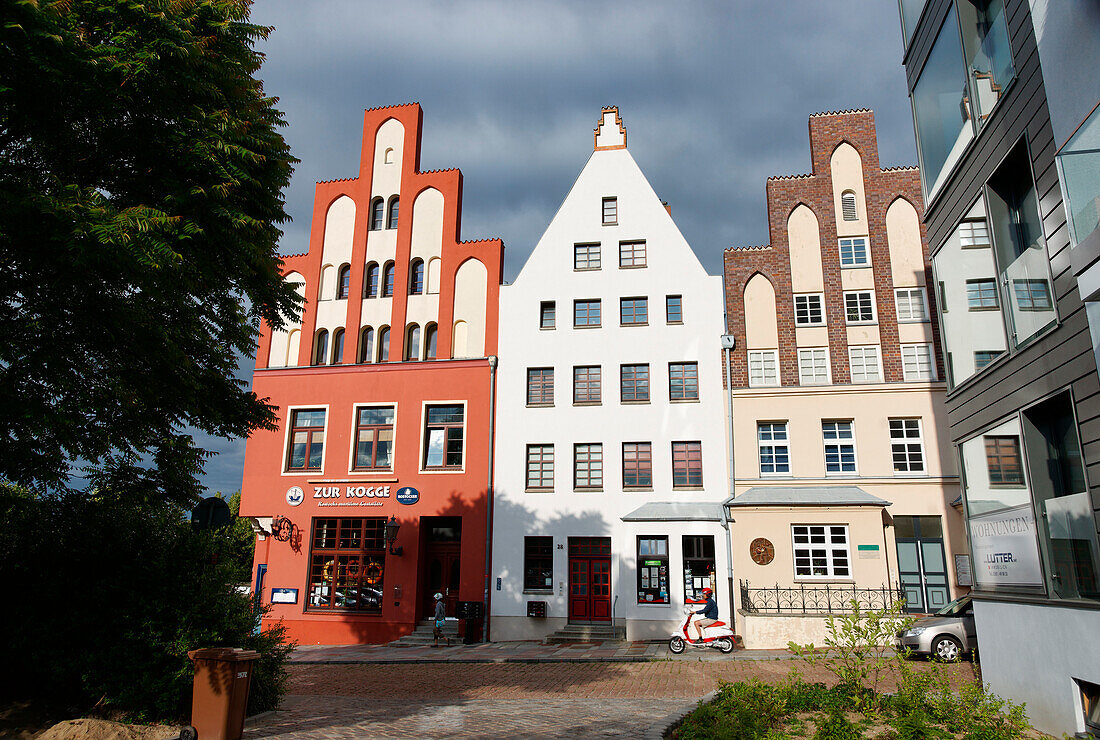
xmin=490 ymin=108 xmax=731 ymax=641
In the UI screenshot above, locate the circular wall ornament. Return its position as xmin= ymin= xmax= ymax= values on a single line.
xmin=286 ymin=486 xmax=304 ymax=507
xmin=749 ymin=537 xmax=775 ymax=566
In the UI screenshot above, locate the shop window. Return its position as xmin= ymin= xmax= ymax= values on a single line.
xmin=1021 ymin=392 xmax=1099 ymax=600
xmin=524 ymin=536 xmax=554 ymax=591
xmin=602 ymin=196 xmax=617 ymax=225
xmin=353 ymin=406 xmax=394 ymax=471
xmin=669 ymin=361 xmax=699 ymax=400
xmin=637 ymin=536 xmax=669 ymax=604
xmin=912 ymin=6 xmax=973 ymax=198
xmin=573 ymin=365 xmax=601 ymax=404
xmin=748 ymin=350 xmax=779 ymax=387
xmin=574 ymin=243 xmax=601 ymax=271
xmin=1057 ymin=106 xmax=1100 ymax=244
xmin=364 ymin=263 xmax=379 ymax=298
xmin=839 ymin=237 xmax=870 ymax=267
xmin=409 ymin=259 xmax=424 ymax=295
xmin=795 ymin=293 xmax=825 ymax=326
xmin=619 ymin=240 xmax=646 ymax=267
xmin=336 ymin=264 xmax=351 ymax=299
xmin=844 ymin=290 xmax=876 ymax=323
xmin=525 ymin=444 xmax=554 ymax=490
xmin=286 ymin=409 xmax=326 ymax=472
xmin=934 ymin=201 xmax=1008 ymax=386
xmin=369 ymin=198 xmax=384 ymax=230
xmin=901 ymin=344 xmax=936 ymax=381
xmin=307 ymin=518 xmax=385 ymax=613
xmin=793 ymin=525 xmax=850 ymax=579
xmin=666 ymin=295 xmax=682 ymax=323
xmin=622 ymin=442 xmax=652 ymax=488
xmin=423 ymin=404 xmax=464 ymax=469
xmin=620 ymin=297 xmax=648 ymax=325
xmin=574 ymin=299 xmax=601 ymax=327
xmin=331 ymin=328 xmax=345 ymax=365
xmin=683 ymin=535 xmax=716 ymax=603
xmin=526 ymin=367 xmax=554 ymax=406
xmin=313 ymin=329 xmax=329 ymax=366
xmin=540 ymin=301 xmax=556 ymax=329
xmin=987 ymin=140 xmax=1056 ymax=346
xmin=890 ymin=418 xmax=925 ymax=473
xmin=798 ymin=348 xmax=829 ymax=385
xmin=620 ymin=364 xmax=650 ymax=402
xmin=822 ymin=421 xmax=856 ymax=474
xmin=573 ymin=443 xmax=603 ymax=490
xmin=895 ymin=288 xmax=928 ymax=322
xmin=848 ymin=346 xmax=882 ymax=383
xmin=387 ymin=196 xmax=399 ymax=229
xmin=672 ymin=441 xmax=703 ymax=487
xmin=758 ymin=421 xmax=790 ymax=475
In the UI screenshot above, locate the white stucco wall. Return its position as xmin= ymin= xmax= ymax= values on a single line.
xmin=491 ymin=116 xmax=730 ymax=641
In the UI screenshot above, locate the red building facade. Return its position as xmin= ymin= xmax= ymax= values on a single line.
xmin=240 ymin=104 xmax=503 ymax=645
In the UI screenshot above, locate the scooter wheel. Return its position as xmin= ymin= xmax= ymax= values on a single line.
xmin=716 ymin=637 xmax=734 ymax=654
xmin=669 ymin=636 xmax=686 ymax=654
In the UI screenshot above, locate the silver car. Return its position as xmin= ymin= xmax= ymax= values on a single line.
xmin=894 ymin=594 xmax=976 ymax=661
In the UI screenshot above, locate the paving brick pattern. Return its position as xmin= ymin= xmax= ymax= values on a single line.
xmin=245 ymin=659 xmax=979 ymax=738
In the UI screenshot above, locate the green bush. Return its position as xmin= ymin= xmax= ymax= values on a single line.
xmin=812 ymin=707 xmax=862 ymax=740
xmin=0 ymin=487 xmax=294 ymax=721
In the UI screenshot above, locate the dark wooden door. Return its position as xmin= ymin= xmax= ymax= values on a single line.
xmin=568 ymin=555 xmax=611 ymax=623
xmin=424 ymin=543 xmax=461 ymax=618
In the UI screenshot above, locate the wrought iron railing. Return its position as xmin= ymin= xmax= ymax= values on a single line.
xmin=739 ymin=580 xmax=904 ymax=615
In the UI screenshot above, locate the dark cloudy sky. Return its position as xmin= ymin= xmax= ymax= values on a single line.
xmin=198 ymin=0 xmax=919 ymax=495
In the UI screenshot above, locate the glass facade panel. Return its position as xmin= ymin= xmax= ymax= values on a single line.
xmin=1057 ymin=106 xmax=1100 ymax=244
xmin=899 ymin=0 xmax=926 ymax=45
xmin=957 ymin=0 xmax=1014 ymax=122
xmin=912 ymin=7 xmax=974 ymax=198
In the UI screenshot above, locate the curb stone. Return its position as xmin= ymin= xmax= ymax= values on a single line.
xmin=645 ymin=689 xmax=718 ymax=739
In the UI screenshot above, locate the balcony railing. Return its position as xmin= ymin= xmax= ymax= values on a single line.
xmin=739 ymin=580 xmax=904 ymax=615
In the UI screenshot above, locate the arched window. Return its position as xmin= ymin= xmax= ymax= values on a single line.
xmin=331 ymin=328 xmax=345 ymax=364
xmin=426 ymin=257 xmax=441 ymax=294
xmin=424 ymin=323 xmax=438 ymax=360
xmin=377 ymin=326 xmax=390 ymax=362
xmin=336 ymin=264 xmax=351 ymax=299
xmin=384 ymin=147 xmax=394 ymax=164
xmin=313 ymin=329 xmax=329 ymax=366
xmin=405 ymin=324 xmax=421 ymax=361
xmin=382 ymin=262 xmax=395 ymax=297
xmin=841 ymin=191 xmax=858 ymax=221
xmin=358 ymin=327 xmax=374 ymax=364
xmin=387 ymin=196 xmax=400 ymax=229
xmin=369 ymin=198 xmax=384 ymax=230
xmin=409 ymin=259 xmax=425 ymax=295
xmin=364 ymin=263 xmax=379 ymax=298
xmin=319 ymin=265 xmax=335 ymax=300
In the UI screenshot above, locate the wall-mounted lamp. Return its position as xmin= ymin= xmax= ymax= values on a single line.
xmin=384 ymin=515 xmax=403 ymax=556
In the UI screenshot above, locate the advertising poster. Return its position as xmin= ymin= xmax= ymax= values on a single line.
xmin=968 ymin=504 xmax=1044 ymax=589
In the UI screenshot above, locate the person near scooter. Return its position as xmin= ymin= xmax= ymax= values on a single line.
xmin=689 ymin=587 xmax=718 ymax=642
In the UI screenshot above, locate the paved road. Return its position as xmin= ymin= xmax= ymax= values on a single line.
xmin=244 ymin=660 xmax=979 ymax=739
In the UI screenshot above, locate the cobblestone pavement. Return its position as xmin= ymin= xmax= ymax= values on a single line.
xmin=244 ymin=660 xmax=980 ymax=739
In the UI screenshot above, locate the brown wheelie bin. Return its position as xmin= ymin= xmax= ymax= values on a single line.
xmin=186 ymin=647 xmax=260 ymax=740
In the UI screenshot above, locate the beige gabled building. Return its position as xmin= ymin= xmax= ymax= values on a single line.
xmin=722 ymin=110 xmax=967 ymax=648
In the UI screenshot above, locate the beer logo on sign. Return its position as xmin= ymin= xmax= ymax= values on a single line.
xmin=286 ymin=486 xmax=304 ymax=507
xmin=396 ymin=487 xmax=420 ymax=505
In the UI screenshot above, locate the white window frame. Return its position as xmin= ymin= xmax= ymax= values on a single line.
xmin=895 ymin=287 xmax=929 ymax=323
xmin=281 ymin=404 xmax=330 ymax=477
xmin=602 ymin=196 xmax=617 ymax=225
xmin=418 ymin=400 xmax=467 ymax=474
xmin=822 ymin=420 xmax=857 ymax=475
xmin=848 ymin=346 xmax=882 ymax=383
xmin=841 ymin=191 xmax=859 ymax=221
xmin=757 ymin=421 xmax=790 ymax=476
xmin=901 ymin=343 xmax=936 ymax=381
xmin=844 ymin=290 xmax=876 ymax=324
xmin=794 ymin=293 xmax=825 ymax=326
xmin=525 ymin=443 xmax=555 ymax=490
xmin=838 ymin=237 xmax=870 ymax=267
xmin=797 ymin=347 xmax=830 ymax=385
xmin=792 ymin=525 xmax=851 ymax=580
xmin=958 ymin=219 xmax=990 ymax=248
xmin=889 ymin=418 xmax=926 ymax=475
xmin=748 ymin=350 xmax=779 ymax=387
xmin=347 ymin=401 xmax=399 ymax=475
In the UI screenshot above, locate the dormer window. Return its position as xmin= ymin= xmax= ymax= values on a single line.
xmin=602 ymin=197 xmax=617 ymax=225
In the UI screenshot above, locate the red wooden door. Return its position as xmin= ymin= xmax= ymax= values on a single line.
xmin=590 ymin=558 xmax=611 ymax=620
xmin=568 ymin=556 xmax=612 ymax=623
xmin=569 ymin=558 xmax=590 ymax=621
xmin=424 ymin=543 xmax=461 ymax=618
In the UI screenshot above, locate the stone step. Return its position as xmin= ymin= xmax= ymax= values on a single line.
xmin=388 ymin=620 xmax=461 ymax=646
xmin=543 ymin=624 xmax=626 ymax=644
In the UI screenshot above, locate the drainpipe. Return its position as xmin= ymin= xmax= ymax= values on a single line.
xmin=720 ymin=335 xmax=737 ymax=630
xmin=483 ymin=355 xmax=498 ymax=643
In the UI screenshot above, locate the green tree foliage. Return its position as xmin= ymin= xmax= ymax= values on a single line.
xmin=0 ymin=484 xmax=293 ymax=720
xmin=223 ymin=490 xmax=257 ymax=582
xmin=0 ymin=0 xmax=300 ymax=501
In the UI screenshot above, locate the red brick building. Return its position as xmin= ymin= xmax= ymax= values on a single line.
xmin=240 ymin=104 xmax=503 ymax=644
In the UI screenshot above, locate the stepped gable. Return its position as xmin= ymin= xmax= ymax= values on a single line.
xmin=315 ymin=176 xmax=357 ymax=185
xmin=594 ymin=106 xmax=627 ymax=150
xmin=362 ymin=102 xmax=419 ymax=113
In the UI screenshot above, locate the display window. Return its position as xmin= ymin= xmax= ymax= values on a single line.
xmin=683 ymin=535 xmax=715 ymax=603
xmin=637 ymin=536 xmax=669 ymax=604
xmin=307 ymin=518 xmax=386 ymax=613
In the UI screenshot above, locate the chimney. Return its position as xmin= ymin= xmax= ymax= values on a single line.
xmin=662 ymin=201 xmax=672 ymax=216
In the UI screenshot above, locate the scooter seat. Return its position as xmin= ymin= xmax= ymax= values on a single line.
xmin=709 ymin=621 xmax=726 ymax=628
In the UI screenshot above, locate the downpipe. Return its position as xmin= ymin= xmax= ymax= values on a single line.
xmin=482 ymin=355 xmax=498 ymax=643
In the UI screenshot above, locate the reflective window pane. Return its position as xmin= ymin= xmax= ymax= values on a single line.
xmin=1057 ymin=107 xmax=1100 ymax=244
xmin=899 ymin=0 xmax=926 ymax=45
xmin=958 ymin=0 xmax=1014 ymax=121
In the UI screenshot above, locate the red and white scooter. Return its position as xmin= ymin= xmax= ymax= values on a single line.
xmin=669 ymin=604 xmax=737 ymax=654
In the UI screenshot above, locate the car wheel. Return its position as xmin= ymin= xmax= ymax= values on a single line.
xmin=716 ymin=637 xmax=734 ymax=654
xmin=669 ymin=637 xmax=686 ymax=654
xmin=931 ymin=635 xmax=962 ymax=662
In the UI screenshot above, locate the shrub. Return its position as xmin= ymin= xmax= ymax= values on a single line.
xmin=812 ymin=707 xmax=862 ymax=740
